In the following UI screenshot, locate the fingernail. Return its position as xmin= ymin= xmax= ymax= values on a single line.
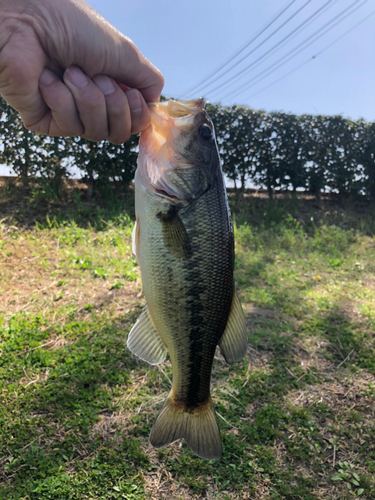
xmin=66 ymin=66 xmax=88 ymax=88
xmin=126 ymin=89 xmax=143 ymax=113
xmin=40 ymin=69 xmax=58 ymax=86
xmin=94 ymin=75 xmax=116 ymax=96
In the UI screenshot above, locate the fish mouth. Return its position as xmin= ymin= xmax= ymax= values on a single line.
xmin=137 ymin=99 xmax=204 ymax=200
xmin=148 ymin=98 xmax=204 ymax=119
xmin=137 ymin=99 xmax=206 ymax=201
xmin=146 ymin=98 xmax=205 ymax=140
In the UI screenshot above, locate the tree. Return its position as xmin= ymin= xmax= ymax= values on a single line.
xmin=275 ymin=113 xmax=309 ymax=193
xmin=358 ymin=120 xmax=375 ymax=200
xmin=69 ymin=136 xmax=138 ymax=200
xmin=0 ymin=96 xmax=71 ymax=193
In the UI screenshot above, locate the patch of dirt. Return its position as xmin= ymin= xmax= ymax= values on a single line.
xmin=0 ymin=225 xmax=142 ymax=321
xmin=287 ymin=369 xmax=375 ymax=415
xmin=244 ymin=303 xmax=280 ymax=319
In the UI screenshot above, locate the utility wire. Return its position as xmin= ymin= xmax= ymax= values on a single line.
xmin=180 ymin=0 xmax=298 ymax=98
xmin=241 ymin=8 xmax=375 ymax=103
xmin=219 ymin=0 xmax=364 ymax=102
xmin=211 ymin=0 xmax=338 ymax=100
xmin=221 ymin=0 xmax=366 ymax=102
xmin=182 ymin=0 xmax=311 ymax=98
xmin=203 ymin=0 xmax=358 ymax=98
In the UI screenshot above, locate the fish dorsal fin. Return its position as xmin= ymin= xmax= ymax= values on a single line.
xmin=131 ymin=219 xmax=140 ymax=264
xmin=157 ymin=208 xmax=192 ymax=260
xmin=127 ymin=306 xmax=167 ymax=365
xmin=219 ymin=290 xmax=248 ymax=364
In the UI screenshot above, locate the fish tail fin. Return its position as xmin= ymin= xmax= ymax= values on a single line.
xmin=149 ymin=394 xmax=222 ymax=460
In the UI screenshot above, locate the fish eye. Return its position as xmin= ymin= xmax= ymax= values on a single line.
xmin=198 ymin=124 xmax=212 ymax=140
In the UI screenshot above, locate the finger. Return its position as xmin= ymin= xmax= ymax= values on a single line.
xmin=114 ymin=82 xmax=152 ymax=134
xmin=92 ymin=75 xmax=132 ymax=144
xmin=38 ymin=68 xmax=84 ymax=136
xmin=125 ymin=89 xmax=151 ymax=135
xmin=63 ymin=66 xmax=108 ymax=142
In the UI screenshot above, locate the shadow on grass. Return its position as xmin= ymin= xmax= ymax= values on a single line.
xmin=229 ymin=192 xmax=375 ymax=237
xmin=0 ymin=179 xmax=136 ymax=230
xmin=1 ymin=297 xmax=374 ymax=499
xmin=0 ymin=309 xmax=154 ymax=499
xmin=1 ymin=180 xmax=375 ymax=237
xmin=0 ymin=182 xmax=374 ymax=498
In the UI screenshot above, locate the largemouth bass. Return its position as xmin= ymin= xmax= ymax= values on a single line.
xmin=128 ymin=98 xmax=247 ymax=460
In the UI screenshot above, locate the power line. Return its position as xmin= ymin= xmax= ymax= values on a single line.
xmin=186 ymin=0 xmax=313 ymax=97
xmin=203 ymin=0 xmax=358 ymax=98
xmin=180 ymin=0 xmax=298 ymax=98
xmin=210 ymin=0 xmax=338 ymax=100
xmin=219 ymin=0 xmax=365 ymax=102
xmin=181 ymin=0 xmax=311 ymax=98
xmin=241 ymin=8 xmax=375 ymax=103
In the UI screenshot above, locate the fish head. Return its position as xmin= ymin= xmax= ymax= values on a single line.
xmin=136 ymin=99 xmax=220 ymax=202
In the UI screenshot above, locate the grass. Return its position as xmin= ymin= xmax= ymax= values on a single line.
xmin=0 ymin=184 xmax=374 ymax=499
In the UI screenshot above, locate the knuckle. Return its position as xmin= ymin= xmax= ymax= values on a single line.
xmin=108 ymin=131 xmax=130 ymax=145
xmin=108 ymin=104 xmax=126 ymax=118
xmin=156 ymin=72 xmax=165 ymax=91
xmin=1 ymin=58 xmax=30 ymax=89
xmin=62 ymin=125 xmax=84 ymax=137
xmin=82 ymin=96 xmax=103 ymax=112
xmin=83 ymin=130 xmax=108 ymax=143
xmin=25 ymin=122 xmax=43 ymax=133
xmin=82 ymin=86 xmax=105 ymax=107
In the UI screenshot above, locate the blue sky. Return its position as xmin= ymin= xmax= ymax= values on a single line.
xmin=89 ymin=0 xmax=374 ymax=121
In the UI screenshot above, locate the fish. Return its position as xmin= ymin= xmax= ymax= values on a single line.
xmin=128 ymin=98 xmax=248 ymax=460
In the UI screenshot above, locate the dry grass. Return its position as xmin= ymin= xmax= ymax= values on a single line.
xmin=1 ymin=190 xmax=375 ymax=499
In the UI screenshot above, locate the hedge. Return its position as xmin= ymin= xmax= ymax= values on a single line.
xmin=1 ymin=96 xmax=374 ymax=200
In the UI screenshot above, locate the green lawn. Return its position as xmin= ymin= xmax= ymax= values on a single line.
xmin=0 ymin=188 xmax=374 ymax=499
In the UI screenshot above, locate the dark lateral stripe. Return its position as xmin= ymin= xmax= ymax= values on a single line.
xmin=180 ymin=194 xmax=234 ymax=408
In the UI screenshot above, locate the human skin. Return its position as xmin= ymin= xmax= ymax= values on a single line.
xmin=0 ymin=0 xmax=164 ymax=144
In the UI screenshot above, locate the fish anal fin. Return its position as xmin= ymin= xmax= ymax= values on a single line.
xmin=219 ymin=290 xmax=248 ymax=364
xmin=150 ymin=395 xmax=222 ymax=460
xmin=157 ymin=208 xmax=192 ymax=260
xmin=127 ymin=305 xmax=167 ymax=365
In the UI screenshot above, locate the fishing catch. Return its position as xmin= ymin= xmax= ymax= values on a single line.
xmin=128 ymin=98 xmax=247 ymax=460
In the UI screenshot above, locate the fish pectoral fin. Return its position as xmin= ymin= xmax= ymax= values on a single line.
xmin=158 ymin=211 xmax=192 ymax=260
xmin=150 ymin=395 xmax=222 ymax=460
xmin=131 ymin=219 xmax=140 ymax=264
xmin=219 ymin=290 xmax=248 ymax=364
xmin=127 ymin=305 xmax=167 ymax=365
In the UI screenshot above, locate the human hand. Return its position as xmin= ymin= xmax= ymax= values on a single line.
xmin=0 ymin=0 xmax=164 ymax=144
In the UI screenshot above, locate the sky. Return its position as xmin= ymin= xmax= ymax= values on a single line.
xmin=88 ymin=0 xmax=375 ymax=120
xmin=1 ymin=0 xmax=374 ymax=176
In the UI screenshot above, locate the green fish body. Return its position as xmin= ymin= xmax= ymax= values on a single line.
xmin=129 ymin=99 xmax=247 ymax=460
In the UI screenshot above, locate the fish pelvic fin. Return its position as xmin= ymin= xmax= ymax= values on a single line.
xmin=127 ymin=305 xmax=167 ymax=365
xmin=149 ymin=395 xmax=222 ymax=460
xmin=219 ymin=289 xmax=248 ymax=364
xmin=131 ymin=219 xmax=140 ymax=264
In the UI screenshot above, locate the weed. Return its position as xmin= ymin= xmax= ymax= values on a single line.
xmin=0 ymin=192 xmax=374 ymax=499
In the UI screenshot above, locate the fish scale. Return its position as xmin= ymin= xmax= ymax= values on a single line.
xmin=139 ymin=181 xmax=233 ymax=406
